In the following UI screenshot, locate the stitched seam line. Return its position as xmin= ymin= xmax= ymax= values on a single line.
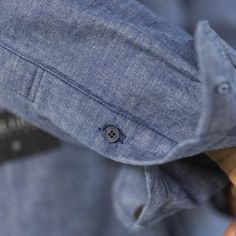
xmin=23 ymin=66 xmax=39 ymax=99
xmin=0 ymin=42 xmax=177 ymax=143
xmin=28 ymin=68 xmax=45 ymax=102
xmin=140 ymin=169 xmax=170 ymax=225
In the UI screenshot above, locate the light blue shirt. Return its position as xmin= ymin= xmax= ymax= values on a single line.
xmin=0 ymin=0 xmax=235 ymax=235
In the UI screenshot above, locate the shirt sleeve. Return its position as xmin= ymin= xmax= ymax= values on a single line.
xmin=112 ymin=154 xmax=227 ymax=231
xmin=0 ymin=0 xmax=235 ymax=166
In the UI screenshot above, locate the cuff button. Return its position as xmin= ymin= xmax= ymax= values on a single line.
xmin=104 ymin=126 xmax=120 ymax=143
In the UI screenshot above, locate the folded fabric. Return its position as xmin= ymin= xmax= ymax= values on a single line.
xmin=0 ymin=0 xmax=235 ymax=233
xmin=113 ymin=154 xmax=227 ymax=231
xmin=0 ymin=0 xmax=236 ymax=166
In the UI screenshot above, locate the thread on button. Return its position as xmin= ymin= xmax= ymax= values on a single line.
xmin=108 ymin=129 xmax=116 ymax=138
xmin=104 ymin=126 xmax=120 ymax=143
xmin=100 ymin=124 xmax=126 ymax=144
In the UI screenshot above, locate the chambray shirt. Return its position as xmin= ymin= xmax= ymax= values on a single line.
xmin=0 ymin=0 xmax=235 ymax=235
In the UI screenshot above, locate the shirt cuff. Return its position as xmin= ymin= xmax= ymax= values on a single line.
xmin=112 ymin=154 xmax=227 ymax=231
xmin=0 ymin=0 xmax=235 ymax=165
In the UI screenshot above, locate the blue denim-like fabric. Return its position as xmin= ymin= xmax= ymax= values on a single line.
xmin=0 ymin=0 xmax=236 ymax=235
xmin=0 ymin=141 xmax=169 ymax=236
xmin=0 ymin=0 xmax=196 ymax=165
xmin=0 ymin=0 xmax=236 ymax=166
xmin=0 ymin=140 xmax=230 ymax=236
xmin=113 ymin=155 xmax=229 ymax=231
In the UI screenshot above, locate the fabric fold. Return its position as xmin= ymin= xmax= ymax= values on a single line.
xmin=112 ymin=155 xmax=227 ymax=231
xmin=161 ymin=21 xmax=236 ymax=164
xmin=0 ymin=0 xmax=235 ymax=166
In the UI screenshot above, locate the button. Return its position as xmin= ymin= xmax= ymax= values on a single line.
xmin=216 ymin=82 xmax=231 ymax=94
xmin=104 ymin=126 xmax=120 ymax=143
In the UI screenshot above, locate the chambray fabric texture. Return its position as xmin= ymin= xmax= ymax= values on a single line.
xmin=0 ymin=142 xmax=231 ymax=236
xmin=1 ymin=0 xmax=236 ymax=166
xmin=0 ymin=0 xmax=236 ymax=235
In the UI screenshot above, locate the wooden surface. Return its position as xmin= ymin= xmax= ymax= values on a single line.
xmin=207 ymin=147 xmax=236 ymax=186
